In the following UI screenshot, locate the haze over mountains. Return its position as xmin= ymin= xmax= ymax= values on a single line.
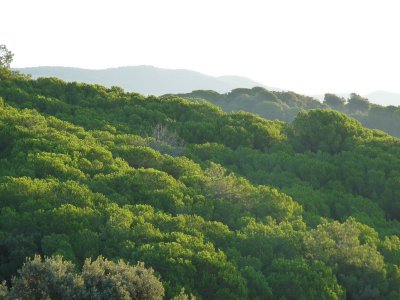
xmin=17 ymin=66 xmax=400 ymax=106
xmin=366 ymin=91 xmax=400 ymax=106
xmin=16 ymin=66 xmax=270 ymax=96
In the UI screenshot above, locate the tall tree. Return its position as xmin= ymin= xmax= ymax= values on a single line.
xmin=0 ymin=45 xmax=13 ymax=68
xmin=323 ymin=93 xmax=346 ymax=111
xmin=346 ymin=93 xmax=370 ymax=113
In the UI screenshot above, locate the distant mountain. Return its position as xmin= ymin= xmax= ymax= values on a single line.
xmin=16 ymin=66 xmax=270 ymax=95
xmin=366 ymin=91 xmax=400 ymax=106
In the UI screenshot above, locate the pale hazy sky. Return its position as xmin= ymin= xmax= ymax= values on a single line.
xmin=1 ymin=0 xmax=399 ymax=95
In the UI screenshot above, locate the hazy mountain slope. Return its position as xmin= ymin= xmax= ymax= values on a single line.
xmin=217 ymin=75 xmax=282 ymax=92
xmin=15 ymin=67 xmax=400 ymax=106
xmin=16 ymin=66 xmax=266 ymax=95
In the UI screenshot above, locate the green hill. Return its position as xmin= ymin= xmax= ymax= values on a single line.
xmin=174 ymin=88 xmax=400 ymax=138
xmin=1 ymin=69 xmax=400 ymax=299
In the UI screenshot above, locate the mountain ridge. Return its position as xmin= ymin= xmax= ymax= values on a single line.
xmin=16 ymin=65 xmax=271 ymax=95
xmin=16 ymin=66 xmax=400 ymax=106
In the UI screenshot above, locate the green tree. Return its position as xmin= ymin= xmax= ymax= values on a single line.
xmin=0 ymin=45 xmax=13 ymax=69
xmin=266 ymin=258 xmax=344 ymax=300
xmin=304 ymin=218 xmax=387 ymax=299
xmin=291 ymin=109 xmax=369 ymax=154
xmin=7 ymin=255 xmax=82 ymax=300
xmin=7 ymin=255 xmax=165 ymax=300
xmin=346 ymin=93 xmax=370 ymax=113
xmin=81 ymin=256 xmax=165 ymax=300
xmin=323 ymin=93 xmax=346 ymax=111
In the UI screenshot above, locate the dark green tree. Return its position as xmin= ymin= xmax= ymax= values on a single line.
xmin=0 ymin=45 xmax=13 ymax=69
xmin=323 ymin=93 xmax=346 ymax=111
xmin=266 ymin=258 xmax=344 ymax=300
xmin=291 ymin=109 xmax=369 ymax=154
xmin=346 ymin=93 xmax=370 ymax=113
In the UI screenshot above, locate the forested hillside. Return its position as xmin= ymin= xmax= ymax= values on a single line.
xmin=1 ymin=68 xmax=400 ymax=299
xmin=174 ymin=88 xmax=400 ymax=138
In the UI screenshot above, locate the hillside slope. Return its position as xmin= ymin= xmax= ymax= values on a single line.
xmin=1 ymin=70 xmax=400 ymax=299
xmin=175 ymin=88 xmax=400 ymax=138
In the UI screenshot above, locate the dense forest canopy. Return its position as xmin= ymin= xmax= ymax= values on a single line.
xmin=1 ymin=65 xmax=400 ymax=299
xmin=173 ymin=88 xmax=400 ymax=139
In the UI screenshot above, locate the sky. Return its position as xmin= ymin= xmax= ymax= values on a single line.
xmin=1 ymin=0 xmax=400 ymax=95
